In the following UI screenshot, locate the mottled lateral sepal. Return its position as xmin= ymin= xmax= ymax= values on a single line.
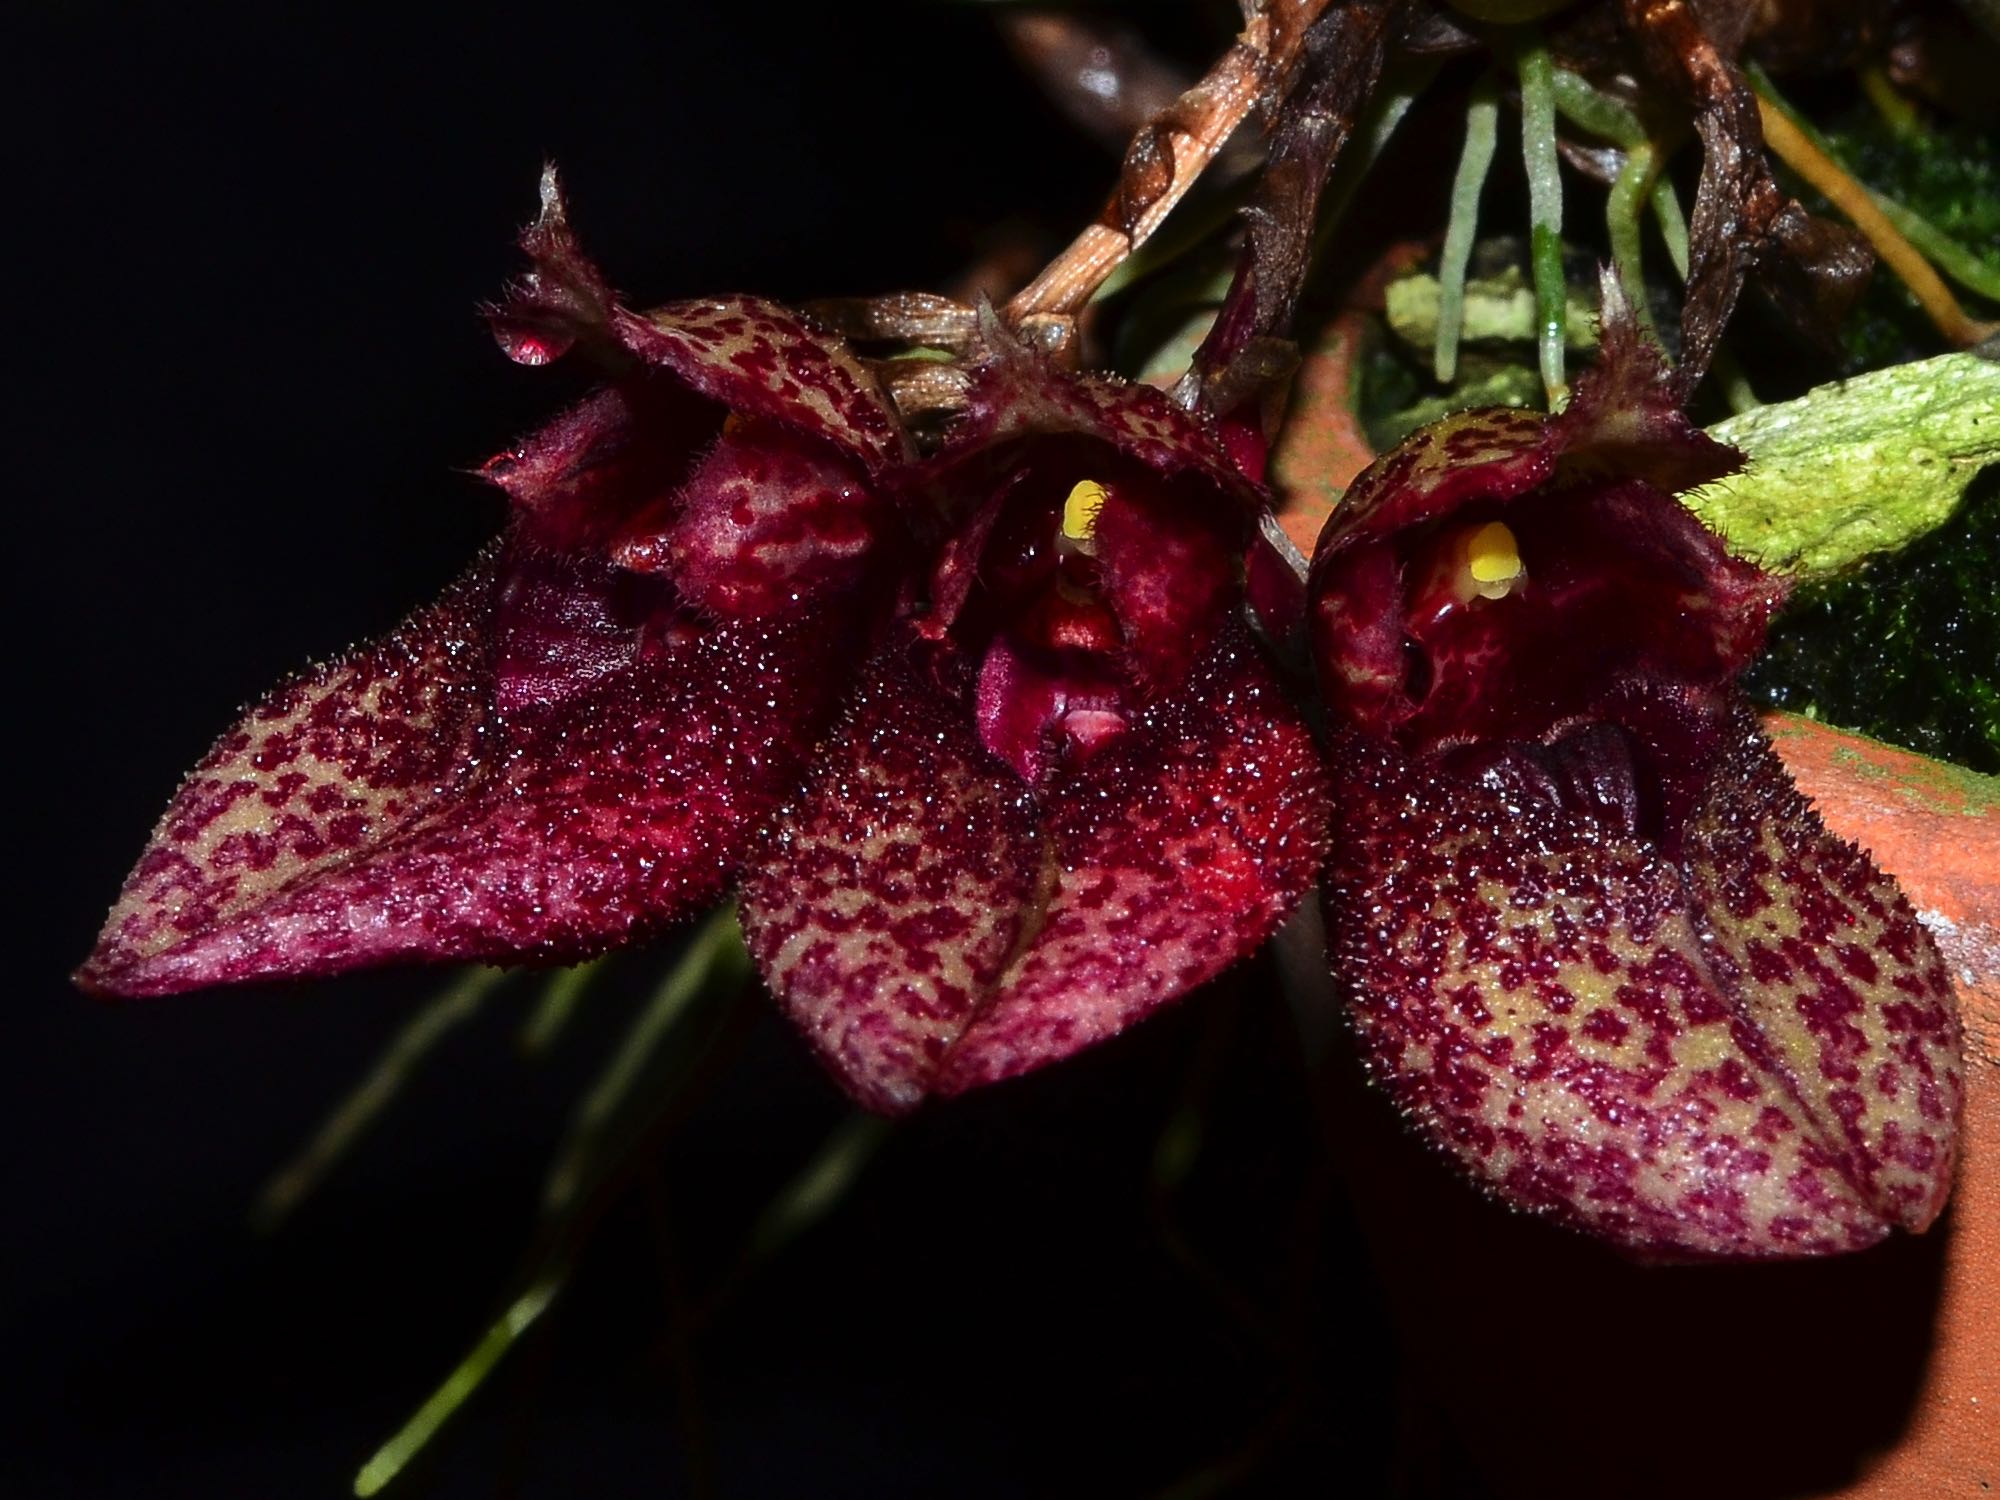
xmin=935 ymin=315 xmax=1256 ymax=504
xmin=488 ymin=171 xmax=908 ymax=474
xmin=79 ymin=545 xmax=860 ymax=997
xmin=1322 ymin=713 xmax=1960 ymax=1258
xmin=616 ymin=298 xmax=909 ymax=472
xmin=483 ymin=171 xmax=907 ymax=604
xmin=1682 ymin=707 xmax=1962 ymax=1235
xmin=742 ymin=623 xmax=1330 ymax=1112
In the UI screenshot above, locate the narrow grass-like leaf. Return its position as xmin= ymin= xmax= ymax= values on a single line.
xmin=744 ymin=1113 xmax=893 ymax=1263
xmin=352 ymin=907 xmax=752 ymax=1495
xmin=352 ymin=1265 xmax=567 ymax=1497
xmin=1435 ymin=77 xmax=1501 ymax=384
xmin=1709 ymin=347 xmax=1762 ymax=415
xmin=516 ymin=957 xmax=606 ymax=1057
xmin=1311 ymin=57 xmax=1439 ymax=255
xmin=1749 ymin=64 xmax=2000 ymax=303
xmin=1513 ymin=33 xmax=1567 ymax=405
xmin=253 ymin=967 xmax=509 ymax=1232
xmin=541 ymin=905 xmax=748 ymax=1218
xmin=1748 ymin=64 xmax=1997 ymax=346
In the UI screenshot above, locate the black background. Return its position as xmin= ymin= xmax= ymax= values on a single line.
xmin=7 ymin=5 xmax=1959 ymax=1498
xmin=8 ymin=4 xmax=1397 ymax=1497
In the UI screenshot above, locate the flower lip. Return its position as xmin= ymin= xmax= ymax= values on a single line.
xmin=740 ymin=616 xmax=1332 ymax=1114
xmin=898 ymin=333 xmax=1266 ymax=782
xmin=919 ymin=435 xmax=1248 ymax=782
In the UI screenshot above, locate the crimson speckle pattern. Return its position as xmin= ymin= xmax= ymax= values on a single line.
xmin=741 ymin=624 xmax=1330 ymax=1112
xmin=1322 ymin=721 xmax=1960 ymax=1258
xmin=617 ymin=420 xmax=882 ymax=619
xmin=80 ymin=547 xmax=856 ymax=996
xmin=1682 ymin=708 xmax=1961 ymax=1234
xmin=82 ymin=171 xmax=915 ymax=1005
xmin=917 ymin=319 xmax=1258 ymax=516
xmin=1092 ymin=477 xmax=1237 ymax=695
xmin=619 ymin=300 xmax=908 ymax=472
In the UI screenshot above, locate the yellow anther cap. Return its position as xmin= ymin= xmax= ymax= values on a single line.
xmin=1060 ymin=479 xmax=1109 ymax=553
xmin=1465 ymin=520 xmax=1525 ymax=598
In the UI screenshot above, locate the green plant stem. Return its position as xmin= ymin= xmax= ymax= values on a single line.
xmin=541 ymin=906 xmax=748 ymax=1218
xmin=1606 ymin=139 xmax=1661 ymax=334
xmin=516 ymin=957 xmax=605 ymax=1056
xmin=1435 ymin=76 xmax=1501 ymax=383
xmin=1650 ymin=175 xmax=1691 ymax=281
xmin=253 ymin=967 xmax=508 ymax=1232
xmin=353 ymin=1268 xmax=567 ymax=1498
xmin=1549 ymin=66 xmax=1646 ymax=147
xmin=1514 ymin=32 xmax=1567 ymax=406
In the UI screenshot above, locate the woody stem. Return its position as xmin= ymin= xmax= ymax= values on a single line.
xmin=1004 ymin=1 xmax=1335 ymax=328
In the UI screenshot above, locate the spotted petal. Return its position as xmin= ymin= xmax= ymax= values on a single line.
xmin=610 ymin=418 xmax=885 ymax=619
xmin=742 ymin=623 xmax=1330 ymax=1112
xmin=79 ymin=544 xmax=856 ymax=997
xmin=1321 ymin=704 xmax=1962 ymax=1259
xmin=614 ymin=300 xmax=909 ymax=472
xmin=910 ymin=340 xmax=1258 ymax=694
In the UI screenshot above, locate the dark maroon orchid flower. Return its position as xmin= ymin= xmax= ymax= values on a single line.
xmin=1307 ymin=292 xmax=1964 ymax=1258
xmin=78 ymin=173 xmax=910 ymax=997
xmin=740 ymin=330 xmax=1332 ymax=1112
xmin=79 ymin=183 xmax=1327 ymax=1125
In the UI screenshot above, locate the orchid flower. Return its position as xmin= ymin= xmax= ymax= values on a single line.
xmin=78 ymin=182 xmax=1330 ymax=1126
xmin=76 ymin=174 xmax=910 ymax=997
xmin=1307 ymin=290 xmax=1964 ymax=1258
xmin=742 ymin=327 xmax=1330 ymax=1111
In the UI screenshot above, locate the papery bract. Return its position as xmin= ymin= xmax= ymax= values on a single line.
xmin=741 ymin=332 xmax=1331 ymax=1112
xmin=79 ymin=174 xmax=906 ymax=997
xmin=1308 ymin=297 xmax=1963 ymax=1258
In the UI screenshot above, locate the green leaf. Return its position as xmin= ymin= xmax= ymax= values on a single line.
xmin=1383 ymin=268 xmax=1597 ymax=355
xmin=1686 ymin=352 xmax=2000 ymax=579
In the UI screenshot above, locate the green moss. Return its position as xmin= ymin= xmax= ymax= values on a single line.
xmin=1799 ymin=111 xmax=2000 ymax=372
xmin=1745 ymin=470 xmax=2000 ymax=774
xmin=1828 ymin=120 xmax=2000 ymax=273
